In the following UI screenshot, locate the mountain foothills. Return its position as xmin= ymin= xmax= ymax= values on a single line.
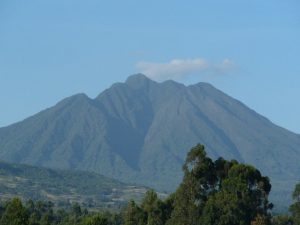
xmin=0 ymin=74 xmax=299 ymax=209
xmin=0 ymin=161 xmax=147 ymax=209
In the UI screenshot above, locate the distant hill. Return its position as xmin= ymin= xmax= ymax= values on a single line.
xmin=0 ymin=74 xmax=299 ymax=210
xmin=0 ymin=161 xmax=147 ymax=209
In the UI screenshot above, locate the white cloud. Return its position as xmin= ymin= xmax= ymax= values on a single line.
xmin=136 ymin=58 xmax=235 ymax=81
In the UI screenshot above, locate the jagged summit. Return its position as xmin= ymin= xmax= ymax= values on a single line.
xmin=125 ymin=73 xmax=151 ymax=82
xmin=125 ymin=73 xmax=157 ymax=90
xmin=126 ymin=73 xmax=186 ymax=89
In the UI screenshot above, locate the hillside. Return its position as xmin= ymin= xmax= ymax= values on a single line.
xmin=0 ymin=161 xmax=147 ymax=209
xmin=0 ymin=74 xmax=299 ymax=210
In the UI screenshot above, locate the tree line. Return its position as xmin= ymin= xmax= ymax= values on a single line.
xmin=0 ymin=144 xmax=299 ymax=225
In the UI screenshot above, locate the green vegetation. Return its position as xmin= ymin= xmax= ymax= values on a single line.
xmin=165 ymin=144 xmax=272 ymax=225
xmin=2 ymin=144 xmax=300 ymax=224
xmin=0 ymin=161 xmax=147 ymax=209
xmin=289 ymin=183 xmax=300 ymax=224
xmin=271 ymin=182 xmax=300 ymax=225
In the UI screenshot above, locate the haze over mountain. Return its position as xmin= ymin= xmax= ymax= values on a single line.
xmin=0 ymin=74 xmax=299 ymax=209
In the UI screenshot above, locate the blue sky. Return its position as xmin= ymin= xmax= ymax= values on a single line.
xmin=0 ymin=0 xmax=300 ymax=133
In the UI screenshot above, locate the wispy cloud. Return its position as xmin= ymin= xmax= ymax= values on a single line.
xmin=136 ymin=58 xmax=235 ymax=81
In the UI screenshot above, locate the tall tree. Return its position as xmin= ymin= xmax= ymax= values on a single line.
xmin=0 ymin=198 xmax=29 ymax=225
xmin=166 ymin=144 xmax=272 ymax=225
xmin=201 ymin=164 xmax=272 ymax=225
xmin=140 ymin=190 xmax=172 ymax=225
xmin=167 ymin=144 xmax=217 ymax=225
xmin=289 ymin=182 xmax=300 ymax=224
xmin=123 ymin=200 xmax=145 ymax=225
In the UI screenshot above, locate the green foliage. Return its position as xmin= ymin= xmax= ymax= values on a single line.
xmin=81 ymin=214 xmax=110 ymax=225
xmin=202 ymin=191 xmax=245 ymax=225
xmin=289 ymin=182 xmax=300 ymax=224
xmin=122 ymin=190 xmax=173 ymax=225
xmin=123 ymin=200 xmax=145 ymax=225
xmin=141 ymin=190 xmax=172 ymax=225
xmin=168 ymin=144 xmax=272 ymax=225
xmin=272 ymin=215 xmax=293 ymax=225
xmin=167 ymin=144 xmax=216 ymax=225
xmin=0 ymin=198 xmax=124 ymax=225
xmin=0 ymin=198 xmax=28 ymax=225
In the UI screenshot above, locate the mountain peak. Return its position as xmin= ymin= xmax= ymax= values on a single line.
xmin=125 ymin=74 xmax=156 ymax=89
xmin=126 ymin=73 xmax=150 ymax=82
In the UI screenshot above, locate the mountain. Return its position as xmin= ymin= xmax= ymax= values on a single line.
xmin=0 ymin=74 xmax=299 ymax=210
xmin=0 ymin=161 xmax=147 ymax=209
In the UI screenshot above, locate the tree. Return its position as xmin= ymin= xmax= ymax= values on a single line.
xmin=167 ymin=144 xmax=272 ymax=225
xmin=272 ymin=215 xmax=293 ymax=225
xmin=289 ymin=182 xmax=300 ymax=224
xmin=141 ymin=190 xmax=161 ymax=225
xmin=0 ymin=198 xmax=29 ymax=225
xmin=81 ymin=214 xmax=110 ymax=225
xmin=201 ymin=164 xmax=272 ymax=225
xmin=123 ymin=200 xmax=145 ymax=225
xmin=140 ymin=190 xmax=172 ymax=225
xmin=72 ymin=202 xmax=82 ymax=218
xmin=201 ymin=191 xmax=246 ymax=225
xmin=167 ymin=144 xmax=217 ymax=225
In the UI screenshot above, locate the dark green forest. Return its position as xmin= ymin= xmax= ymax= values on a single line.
xmin=0 ymin=144 xmax=299 ymax=225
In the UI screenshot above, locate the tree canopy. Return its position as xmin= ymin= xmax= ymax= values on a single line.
xmin=1 ymin=143 xmax=293 ymax=225
xmin=167 ymin=144 xmax=272 ymax=225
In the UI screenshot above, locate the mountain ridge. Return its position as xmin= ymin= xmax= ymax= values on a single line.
xmin=0 ymin=74 xmax=299 ymax=210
